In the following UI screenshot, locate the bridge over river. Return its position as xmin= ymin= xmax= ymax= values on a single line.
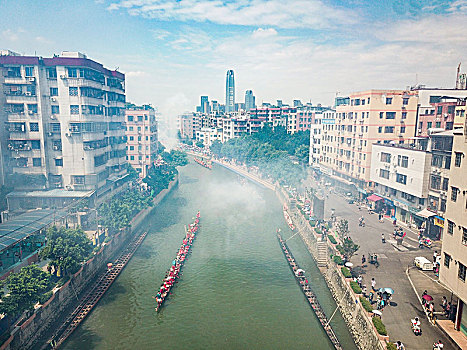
xmin=63 ymin=161 xmax=357 ymax=350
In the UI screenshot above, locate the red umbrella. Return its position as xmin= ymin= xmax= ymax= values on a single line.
xmin=422 ymin=294 xmax=433 ymax=301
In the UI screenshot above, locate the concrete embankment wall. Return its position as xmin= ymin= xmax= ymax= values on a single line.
xmin=216 ymin=161 xmax=383 ymax=350
xmin=0 ymin=176 xmax=179 ymax=350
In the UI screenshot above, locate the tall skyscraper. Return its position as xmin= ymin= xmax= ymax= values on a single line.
xmin=225 ymin=70 xmax=235 ymax=113
xmin=245 ymin=90 xmax=255 ymax=111
xmin=200 ymin=95 xmax=209 ymax=114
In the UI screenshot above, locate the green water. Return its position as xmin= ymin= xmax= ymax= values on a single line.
xmin=63 ymin=161 xmax=357 ymax=350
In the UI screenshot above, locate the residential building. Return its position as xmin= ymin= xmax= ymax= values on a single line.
xmin=225 ymin=70 xmax=235 ymax=113
xmin=195 ymin=127 xmax=223 ymax=147
xmin=245 ymin=90 xmax=255 ymax=111
xmin=200 ymin=95 xmax=209 ymax=114
xmin=294 ymin=99 xmax=303 ymax=107
xmin=309 ymin=112 xmax=323 ymax=167
xmin=439 ymin=126 xmax=467 ymax=343
xmin=178 ymin=113 xmax=199 ymax=140
xmin=369 ymin=142 xmax=431 ymax=225
xmin=0 ymin=51 xmax=127 ymax=209
xmin=125 ymin=104 xmax=158 ymax=178
xmin=417 ymin=97 xmax=457 ymax=137
xmin=320 ymin=90 xmax=418 ymax=194
xmin=454 ymin=98 xmax=466 ymax=129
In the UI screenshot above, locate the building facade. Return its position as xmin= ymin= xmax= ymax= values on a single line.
xmin=125 ymin=105 xmax=158 ymax=178
xmin=320 ymin=90 xmax=418 ymax=193
xmin=0 ymin=51 xmax=127 ymax=198
xmin=439 ymin=127 xmax=467 ymax=339
xmin=225 ymin=70 xmax=235 ymax=113
xmin=245 ymin=90 xmax=255 ymax=111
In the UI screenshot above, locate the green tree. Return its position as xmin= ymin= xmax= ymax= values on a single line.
xmin=195 ymin=140 xmax=204 ymax=148
xmin=336 ymin=219 xmax=349 ymax=240
xmin=210 ymin=140 xmax=222 ymax=156
xmin=340 ymin=237 xmax=359 ymax=260
xmin=40 ymin=226 xmax=93 ymax=276
xmin=294 ymin=144 xmax=310 ymax=164
xmin=0 ymin=265 xmax=51 ymax=317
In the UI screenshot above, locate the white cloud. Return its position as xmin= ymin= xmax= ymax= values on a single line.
xmin=252 ymin=28 xmax=277 ymax=39
xmin=2 ymin=29 xmax=23 ymax=42
xmin=126 ymin=70 xmax=147 ymax=77
xmin=35 ymin=36 xmax=53 ymax=44
xmin=107 ymin=0 xmax=355 ymax=29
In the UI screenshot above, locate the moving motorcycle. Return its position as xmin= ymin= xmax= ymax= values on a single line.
xmin=411 ymin=317 xmax=421 ymax=336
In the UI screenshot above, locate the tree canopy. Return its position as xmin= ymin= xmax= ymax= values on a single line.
xmin=0 ymin=264 xmax=51 ymax=317
xmin=40 ymin=226 xmax=93 ymax=276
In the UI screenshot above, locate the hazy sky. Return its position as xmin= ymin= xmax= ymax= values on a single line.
xmin=1 ymin=0 xmax=467 ymax=118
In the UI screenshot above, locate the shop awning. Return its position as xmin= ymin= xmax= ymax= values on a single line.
xmin=415 ymin=208 xmax=437 ymax=218
xmin=367 ymin=194 xmax=383 ymax=202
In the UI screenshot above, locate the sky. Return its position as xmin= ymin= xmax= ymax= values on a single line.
xmin=1 ymin=0 xmax=467 ymax=118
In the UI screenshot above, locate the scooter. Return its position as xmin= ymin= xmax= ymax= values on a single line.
xmin=411 ymin=318 xmax=421 ymax=335
xmin=433 ymin=341 xmax=444 ymax=349
xmin=359 ymin=218 xmax=366 ymax=227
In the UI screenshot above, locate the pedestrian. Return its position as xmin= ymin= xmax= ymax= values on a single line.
xmin=442 ymin=296 xmax=447 ymax=310
xmin=357 ymin=275 xmax=362 ymax=287
xmin=429 ymin=302 xmax=434 ymax=320
xmin=433 ymin=250 xmax=438 ymax=263
xmin=393 ymin=218 xmax=397 ymax=226
xmin=445 ymin=302 xmax=451 ymax=317
xmin=369 ymin=291 xmax=374 ymax=303
xmin=371 ymin=278 xmax=376 ymax=291
xmin=362 ymin=285 xmax=367 ymax=297
xmin=381 ymin=233 xmax=385 ymax=243
xmin=396 ymin=340 xmax=405 ymax=350
xmin=361 ymin=254 xmax=366 ymax=266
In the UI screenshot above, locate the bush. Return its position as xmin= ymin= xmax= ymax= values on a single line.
xmin=341 ymin=267 xmax=351 ymax=278
xmin=360 ymin=296 xmax=372 ymax=312
xmin=333 ymin=255 xmax=343 ymax=265
xmin=39 ymin=291 xmax=53 ymax=304
xmin=314 ymin=228 xmax=322 ymax=235
xmin=296 ymin=204 xmax=302 ymax=211
xmin=372 ymin=316 xmax=387 ymax=336
xmin=350 ymin=281 xmax=362 ymax=294
xmin=386 ymin=342 xmax=397 ymax=350
xmin=328 ymin=235 xmax=337 ymax=244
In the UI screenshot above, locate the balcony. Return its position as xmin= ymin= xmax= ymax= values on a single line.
xmin=4 ymin=76 xmax=35 ymax=85
xmin=6 ymin=94 xmax=37 ymax=103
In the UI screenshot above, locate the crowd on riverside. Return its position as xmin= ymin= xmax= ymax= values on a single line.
xmin=154 ymin=212 xmax=200 ymax=312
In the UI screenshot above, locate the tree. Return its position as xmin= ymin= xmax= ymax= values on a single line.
xmin=294 ymin=144 xmax=309 ymax=164
xmin=0 ymin=264 xmax=51 ymax=317
xmin=161 ymin=150 xmax=188 ymax=167
xmin=195 ymin=140 xmax=204 ymax=148
xmin=339 ymin=237 xmax=359 ymax=260
xmin=40 ymin=226 xmax=93 ymax=276
xmin=210 ymin=140 xmax=222 ymax=156
xmin=336 ymin=219 xmax=349 ymax=240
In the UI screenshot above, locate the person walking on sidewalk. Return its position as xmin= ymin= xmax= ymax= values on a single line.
xmin=361 ymin=254 xmax=366 ymax=266
xmin=371 ymin=278 xmax=376 ymax=291
xmin=396 ymin=340 xmax=405 ymax=350
xmin=433 ymin=251 xmax=438 ymax=263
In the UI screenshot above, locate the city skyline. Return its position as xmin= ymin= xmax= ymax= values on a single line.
xmin=1 ymin=0 xmax=466 ymax=119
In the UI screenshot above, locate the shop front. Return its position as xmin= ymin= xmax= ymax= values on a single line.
xmin=367 ymin=194 xmax=384 ymax=212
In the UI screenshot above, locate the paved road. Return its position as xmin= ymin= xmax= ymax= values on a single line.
xmin=319 ymin=188 xmax=452 ymax=350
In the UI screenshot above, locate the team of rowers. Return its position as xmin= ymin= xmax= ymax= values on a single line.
xmin=194 ymin=157 xmax=212 ymax=169
xmin=154 ymin=212 xmax=200 ymax=312
xmin=278 ymin=234 xmax=343 ymax=350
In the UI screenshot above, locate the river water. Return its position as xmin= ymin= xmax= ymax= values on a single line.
xmin=64 ymin=161 xmax=357 ymax=350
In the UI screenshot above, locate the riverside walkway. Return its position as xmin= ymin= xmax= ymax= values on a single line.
xmin=277 ymin=233 xmax=343 ymax=350
xmin=47 ymin=231 xmax=148 ymax=349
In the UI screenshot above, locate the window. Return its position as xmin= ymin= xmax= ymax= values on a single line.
xmin=396 ymin=173 xmax=407 ymax=184
xmin=129 ymin=146 xmax=134 ymax=151
xmin=384 ymin=126 xmax=394 ymax=133
xmin=127 ymin=116 xmax=134 ymax=122
xmin=50 ymin=87 xmax=58 ymax=96
xmin=25 ymin=66 xmax=34 ymax=77
xmin=379 ymin=112 xmax=384 ymax=119
xmin=430 ymin=175 xmax=441 ymax=190
xmin=32 ymin=158 xmax=41 ymax=167
xmin=463 ymin=228 xmax=467 ymax=245
xmin=427 ymin=122 xmax=432 ymax=129
xmin=129 ymin=136 xmax=134 ymax=141
xmin=67 ymin=68 xmax=78 ymax=78
xmin=400 ymin=126 xmax=406 ymax=133
xmin=378 ymin=126 xmax=382 ymax=133
xmin=437 ymin=106 xmax=443 ymax=115
xmin=458 ymin=263 xmax=466 ymax=282
xmin=129 ymin=126 xmax=134 ymax=131
xmin=69 ymin=87 xmax=78 ymax=96
xmin=455 ymin=152 xmax=462 ymax=167
xmin=444 ymin=156 xmax=451 ymax=169
xmin=30 ymin=122 xmax=39 ymax=132
xmin=52 ymin=105 xmax=60 ymax=114
xmin=403 ymin=98 xmax=409 ymax=105
xmin=130 ymin=155 xmax=134 ymax=160
xmin=55 ymin=158 xmax=63 ymax=166
xmin=385 ymin=97 xmax=392 ymax=104
xmin=51 ymin=123 xmax=61 ymax=132
xmin=70 ymin=105 xmax=79 ymax=114
xmin=451 ymin=187 xmax=458 ymax=202
xmin=386 ymin=112 xmax=396 ymax=119
xmin=435 ymin=121 xmax=441 ymax=128
xmin=381 ymin=152 xmax=391 ymax=163
xmin=31 ymin=140 xmax=40 ymax=149
xmin=402 ymin=111 xmax=407 ymax=119
xmin=379 ymin=169 xmax=390 ymax=179
xmin=447 ymin=220 xmax=455 ymax=235
xmin=28 ymin=104 xmax=38 ymax=113
xmin=432 ymin=155 xmax=443 ymax=167
xmin=444 ymin=253 xmax=451 ymax=268
xmin=398 ymin=155 xmax=408 ymax=168
xmin=72 ymin=175 xmax=85 ymax=184
xmin=47 ymin=68 xmax=57 ymax=79
xmin=440 ymin=199 xmax=446 ymax=212
xmin=442 ymin=177 xmax=449 ymax=191
xmin=138 ymin=116 xmax=143 ymax=122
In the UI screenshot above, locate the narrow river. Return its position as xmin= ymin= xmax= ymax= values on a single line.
xmin=64 ymin=161 xmax=357 ymax=349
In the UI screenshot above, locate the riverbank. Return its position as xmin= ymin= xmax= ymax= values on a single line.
xmin=0 ymin=176 xmax=179 ymax=350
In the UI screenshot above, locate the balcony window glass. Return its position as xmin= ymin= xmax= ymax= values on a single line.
xmin=70 ymin=105 xmax=79 ymax=114
xmin=30 ymin=122 xmax=39 ymax=132
xmin=451 ymin=187 xmax=458 ymax=202
xmin=385 ymin=97 xmax=392 ymax=104
xmin=396 ymin=173 xmax=407 ymax=184
xmin=32 ymin=158 xmax=41 ymax=167
xmin=25 ymin=66 xmax=34 ymax=77
xmin=69 ymin=87 xmax=78 ymax=96
xmin=52 ymin=105 xmax=60 ymax=114
xmin=458 ymin=263 xmax=466 ymax=282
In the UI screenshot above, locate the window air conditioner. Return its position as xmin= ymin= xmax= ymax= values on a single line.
xmin=51 ymin=97 xmax=57 ymax=102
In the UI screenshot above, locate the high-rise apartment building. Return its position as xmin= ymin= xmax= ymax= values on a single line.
xmin=245 ymin=90 xmax=255 ymax=111
xmin=200 ymin=95 xmax=209 ymax=114
xmin=125 ymin=105 xmax=158 ymax=178
xmin=0 ymin=51 xmax=127 ymax=203
xmin=225 ymin=70 xmax=235 ymax=113
xmin=320 ymin=90 xmax=418 ymax=193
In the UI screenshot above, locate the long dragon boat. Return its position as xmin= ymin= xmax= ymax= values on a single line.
xmin=283 ymin=204 xmax=295 ymax=231
xmin=277 ymin=233 xmax=343 ymax=350
xmin=194 ymin=157 xmax=212 ymax=169
xmin=154 ymin=212 xmax=200 ymax=312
